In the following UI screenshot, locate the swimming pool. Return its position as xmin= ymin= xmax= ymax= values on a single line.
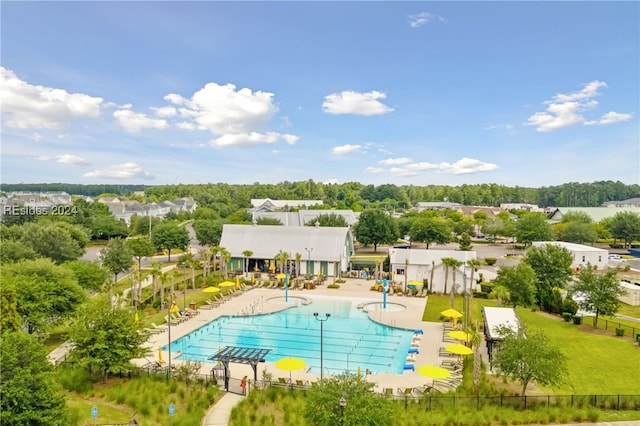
xmin=167 ymin=295 xmax=416 ymax=375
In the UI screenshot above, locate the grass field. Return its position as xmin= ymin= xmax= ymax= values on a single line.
xmin=423 ymin=294 xmax=640 ymax=395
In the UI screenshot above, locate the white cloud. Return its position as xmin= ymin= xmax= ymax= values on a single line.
xmin=83 ymin=162 xmax=154 ymax=180
xmin=210 ymin=132 xmax=299 ymax=147
xmin=0 ymin=67 xmax=103 ymax=129
xmin=113 ymin=109 xmax=169 ymax=133
xmin=55 ymin=154 xmax=90 ymax=165
xmin=36 ymin=153 xmax=90 ymax=165
xmin=365 ymin=166 xmax=386 ymax=174
xmin=438 ymin=158 xmax=498 ymax=175
xmin=369 ymin=157 xmax=498 ymax=176
xmin=379 ymin=157 xmax=412 ymax=165
xmin=484 ymin=123 xmax=516 ymax=135
xmin=524 ymin=80 xmax=631 ymax=132
xmin=408 ymin=12 xmax=447 ymax=28
xmin=322 ymin=90 xmax=394 ymax=116
xmin=332 ymin=144 xmax=362 ymax=155
xmin=151 ymin=105 xmax=178 ymax=118
xmin=585 ymin=111 xmax=633 ymax=125
xmin=163 ymin=82 xmax=296 ymax=147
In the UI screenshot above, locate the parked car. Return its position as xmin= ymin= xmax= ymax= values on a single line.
xmin=608 ymin=254 xmax=623 ymax=261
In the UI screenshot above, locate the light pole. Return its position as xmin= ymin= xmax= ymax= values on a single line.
xmin=339 ymin=397 xmax=346 ymax=426
xmin=314 ymin=312 xmax=330 ymax=381
xmin=305 ymin=247 xmax=313 ymax=276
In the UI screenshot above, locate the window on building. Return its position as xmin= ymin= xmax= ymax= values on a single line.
xmin=582 ymin=255 xmax=585 ymax=262
xmin=396 ymin=268 xmax=405 ymax=275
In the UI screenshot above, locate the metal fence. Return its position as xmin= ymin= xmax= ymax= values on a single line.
xmin=251 ymin=380 xmax=640 ymax=412
xmin=580 ymin=316 xmax=640 ymax=340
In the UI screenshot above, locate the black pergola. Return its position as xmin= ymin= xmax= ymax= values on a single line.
xmin=208 ymin=346 xmax=271 ymax=391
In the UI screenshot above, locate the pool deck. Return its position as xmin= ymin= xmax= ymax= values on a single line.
xmin=136 ymin=277 xmax=464 ymax=394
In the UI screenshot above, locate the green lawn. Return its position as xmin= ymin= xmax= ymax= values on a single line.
xmin=424 ymin=295 xmax=640 ymax=395
xmin=517 ymin=308 xmax=640 ymax=394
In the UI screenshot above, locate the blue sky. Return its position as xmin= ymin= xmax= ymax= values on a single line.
xmin=1 ymin=1 xmax=638 ymax=187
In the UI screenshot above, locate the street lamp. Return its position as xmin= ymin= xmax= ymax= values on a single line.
xmin=314 ymin=312 xmax=330 ymax=381
xmin=305 ymin=247 xmax=313 ymax=276
xmin=339 ymin=397 xmax=347 ymax=426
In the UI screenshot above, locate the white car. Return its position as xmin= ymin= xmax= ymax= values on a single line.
xmin=608 ymin=254 xmax=623 ymax=262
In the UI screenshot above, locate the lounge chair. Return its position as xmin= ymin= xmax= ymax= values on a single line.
xmin=384 ymin=388 xmax=394 ymax=396
xmin=150 ymin=322 xmax=167 ymax=332
xmin=295 ymin=379 xmax=310 ymax=387
xmin=164 ymin=315 xmax=181 ymax=326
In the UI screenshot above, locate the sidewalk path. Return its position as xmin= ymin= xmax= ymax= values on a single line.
xmin=201 ymin=392 xmax=243 ymax=426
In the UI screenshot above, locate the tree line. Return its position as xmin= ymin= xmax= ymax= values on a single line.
xmin=3 ymin=179 xmax=639 ymax=209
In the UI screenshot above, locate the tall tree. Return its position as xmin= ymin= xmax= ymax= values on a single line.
xmin=99 ymin=238 xmax=134 ymax=303
xmin=493 ymin=263 xmax=537 ymax=309
xmin=62 ymin=260 xmax=110 ymax=291
xmin=572 ymin=266 xmax=625 ymax=328
xmin=608 ymin=211 xmax=640 ymax=248
xmin=151 ymin=221 xmax=190 ymax=261
xmin=19 ymin=222 xmax=87 ymax=263
xmin=410 ymin=216 xmax=451 ymax=249
xmin=192 ymin=219 xmax=223 ymax=246
xmin=68 ymin=299 xmax=149 ymax=382
xmin=493 ymin=325 xmax=567 ymax=396
xmin=353 ymin=209 xmax=398 ymax=252
xmin=523 ymin=244 xmax=574 ymax=311
xmin=3 ymin=258 xmax=87 ymax=334
xmin=127 ymin=237 xmax=156 ymax=270
xmin=0 ymin=331 xmax=69 ymax=425
xmin=303 ymin=372 xmax=393 ymax=426
xmin=515 ymin=212 xmax=554 ymax=247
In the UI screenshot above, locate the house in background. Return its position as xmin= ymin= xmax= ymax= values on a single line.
xmin=249 ymin=198 xmax=323 ymax=213
xmin=546 ymin=206 xmax=640 ymax=224
xmin=482 ymin=306 xmax=520 ymax=369
xmin=531 ymin=241 xmax=608 ymax=271
xmin=219 ymin=223 xmax=354 ymax=277
xmin=388 ymin=247 xmax=478 ymax=293
xmin=252 ymin=209 xmax=359 ymax=227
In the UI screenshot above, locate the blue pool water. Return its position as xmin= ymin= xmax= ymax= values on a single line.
xmin=167 ymin=295 xmax=416 ymax=375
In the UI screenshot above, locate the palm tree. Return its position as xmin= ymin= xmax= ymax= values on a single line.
xmin=441 ymin=257 xmax=458 ymax=296
xmin=130 ymin=262 xmax=140 ymax=308
xmin=159 ymin=271 xmax=170 ymax=309
xmin=242 ymin=250 xmax=253 ymax=277
xmin=275 ymin=250 xmax=289 ymax=274
xmin=448 ymin=258 xmax=463 ymax=309
xmin=149 ymin=260 xmax=162 ymax=302
xmin=199 ymin=248 xmax=211 ymax=279
xmin=295 ymin=252 xmax=302 ymax=278
xmin=465 ymin=259 xmax=482 ymax=327
xmin=466 ymin=325 xmax=483 ymax=394
xmin=218 ymin=247 xmax=230 ymax=278
xmin=491 ymin=284 xmax=510 ymax=307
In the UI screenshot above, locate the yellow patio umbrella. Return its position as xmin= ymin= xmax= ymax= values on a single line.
xmin=408 ymin=280 xmax=423 ymax=285
xmin=445 ymin=343 xmax=473 ymax=356
xmin=276 ymin=273 xmax=286 ymax=279
xmin=448 ymin=330 xmax=471 ymax=343
xmin=158 ymin=347 xmax=163 ymax=364
xmin=269 ymin=261 xmax=276 ymax=272
xmin=417 ymin=365 xmax=451 ymax=387
xmin=219 ymin=281 xmax=236 ymax=287
xmin=236 ymin=277 xmax=240 ymax=286
xmin=202 ymin=286 xmax=221 ymax=293
xmin=417 ymin=365 xmax=451 ymax=380
xmin=275 ymin=357 xmax=306 ymax=383
xmin=440 ymin=308 xmax=463 ymax=327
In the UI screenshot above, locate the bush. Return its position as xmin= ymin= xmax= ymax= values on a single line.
xmin=572 ymin=316 xmax=583 ymax=325
xmin=562 ymin=298 xmax=578 ymax=316
xmin=480 ymin=283 xmax=494 ymax=293
xmin=615 ymin=328 xmax=625 ymax=337
xmin=562 ymin=312 xmax=573 ymax=322
xmin=473 ymin=291 xmax=489 ymax=299
xmin=484 ymin=257 xmax=497 ymax=266
xmin=327 ymin=284 xmax=340 ymax=289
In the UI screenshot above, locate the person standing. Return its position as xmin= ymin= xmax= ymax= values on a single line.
xmin=240 ymin=375 xmax=247 ymax=395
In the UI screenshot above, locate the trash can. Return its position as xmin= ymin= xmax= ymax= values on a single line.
xmin=189 ymin=302 xmax=197 ymax=311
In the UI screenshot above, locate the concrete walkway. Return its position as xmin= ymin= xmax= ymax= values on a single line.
xmin=201 ymin=392 xmax=243 ymax=426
